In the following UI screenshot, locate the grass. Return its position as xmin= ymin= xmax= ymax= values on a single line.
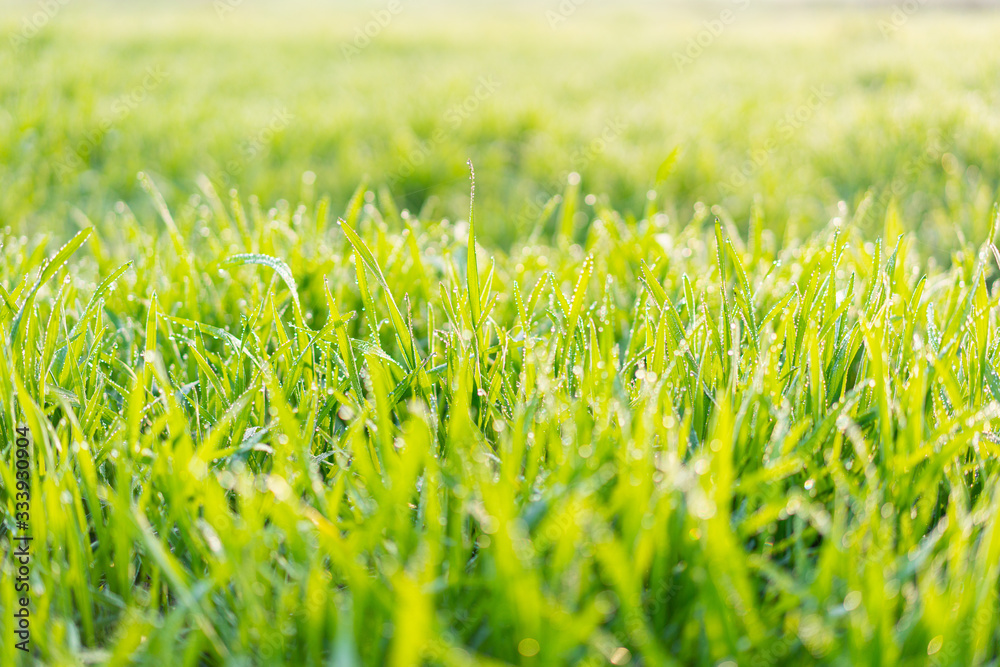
xmin=3 ymin=3 xmax=1000 ymax=249
xmin=3 ymin=2 xmax=1000 ymax=666
xmin=3 ymin=166 xmax=1000 ymax=665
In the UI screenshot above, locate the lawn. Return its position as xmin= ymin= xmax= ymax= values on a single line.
xmin=2 ymin=2 xmax=1000 ymax=665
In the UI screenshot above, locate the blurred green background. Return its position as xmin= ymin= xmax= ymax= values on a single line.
xmin=2 ymin=1 xmax=1000 ymax=249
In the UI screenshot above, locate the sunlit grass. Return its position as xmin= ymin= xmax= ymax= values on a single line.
xmin=3 ymin=3 xmax=1000 ymax=665
xmin=2 ymin=164 xmax=1000 ymax=664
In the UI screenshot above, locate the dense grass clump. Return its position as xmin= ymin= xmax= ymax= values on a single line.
xmin=2 ymin=169 xmax=1000 ymax=665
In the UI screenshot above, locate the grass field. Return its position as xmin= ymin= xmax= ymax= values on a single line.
xmin=3 ymin=2 xmax=1000 ymax=665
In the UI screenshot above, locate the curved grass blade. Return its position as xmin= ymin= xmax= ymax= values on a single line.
xmin=10 ymin=227 xmax=93 ymax=345
xmin=222 ymin=253 xmax=299 ymax=305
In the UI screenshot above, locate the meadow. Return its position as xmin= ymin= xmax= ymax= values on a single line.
xmin=3 ymin=1 xmax=1000 ymax=665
